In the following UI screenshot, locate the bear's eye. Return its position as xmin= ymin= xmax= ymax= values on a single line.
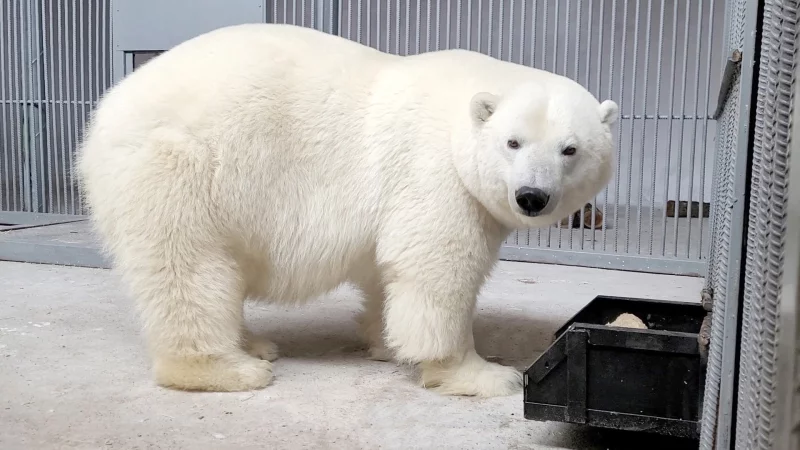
xmin=562 ymin=146 xmax=577 ymax=156
xmin=507 ymin=139 xmax=520 ymax=149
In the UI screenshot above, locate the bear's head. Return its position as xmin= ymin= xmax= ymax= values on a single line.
xmin=460 ymin=81 xmax=618 ymax=230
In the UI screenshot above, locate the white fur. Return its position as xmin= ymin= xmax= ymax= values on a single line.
xmin=77 ymin=24 xmax=618 ymax=396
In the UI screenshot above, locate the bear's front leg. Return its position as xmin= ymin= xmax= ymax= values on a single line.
xmin=382 ymin=277 xmax=523 ymax=397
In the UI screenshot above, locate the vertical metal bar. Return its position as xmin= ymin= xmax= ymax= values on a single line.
xmin=395 ymin=0 xmax=400 ymax=53
xmin=31 ymin=0 xmax=46 ymax=213
xmin=696 ymin=0 xmax=716 ymax=259
xmin=338 ymin=0 xmax=343 ymax=35
xmin=549 ymin=0 xmax=560 ymax=247
xmin=465 ymin=0 xmax=471 ymax=50
xmin=415 ymin=0 xmax=421 ymax=53
xmin=476 ymin=0 xmax=482 ymax=53
xmin=530 ymin=0 xmax=537 ymax=67
xmin=660 ymin=0 xmax=679 ymax=256
xmin=293 ymin=0 xmax=298 ymax=26
xmin=622 ymin=0 xmax=641 ymax=254
xmin=300 ymin=0 xmax=305 ymax=27
xmin=592 ymin=0 xmax=605 ymax=251
xmin=519 ymin=0 xmax=526 ymax=64
xmin=612 ymin=0 xmax=628 ymax=253
xmin=347 ymin=0 xmax=352 ymax=40
xmin=556 ymin=0 xmax=570 ymax=249
xmin=684 ymin=0 xmax=704 ymax=259
xmin=455 ymin=0 xmax=461 ymax=48
xmin=671 ymin=0 xmax=691 ymax=257
xmin=356 ymin=0 xmax=362 ymax=43
xmin=581 ymin=0 xmax=593 ymax=250
xmin=68 ymin=0 xmax=78 ymax=213
xmin=425 ymin=0 xmax=431 ymax=51
xmin=648 ymin=0 xmax=666 ymax=256
xmin=537 ymin=0 xmax=548 ymax=247
xmin=57 ymin=0 xmax=67 ymax=212
xmin=366 ymin=0 xmax=371 ymax=46
xmin=385 ymin=0 xmax=390 ymax=52
xmin=571 ymin=0 xmax=582 ymax=250
xmin=76 ymin=0 xmax=86 ymax=211
xmin=487 ymin=0 xmax=493 ymax=57
xmin=497 ymin=0 xmax=503 ymax=59
xmin=508 ymin=0 xmax=516 ymax=63
xmin=633 ymin=0 xmax=652 ymax=254
xmin=445 ymin=0 xmax=451 ymax=49
xmin=10 ymin=0 xmax=23 ymax=210
xmin=435 ymin=0 xmax=440 ymax=50
xmin=404 ymin=0 xmax=410 ymax=54
xmin=0 ymin=1 xmax=9 ymax=210
xmin=47 ymin=0 xmax=60 ymax=213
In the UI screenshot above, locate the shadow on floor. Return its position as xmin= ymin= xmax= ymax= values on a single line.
xmin=539 ymin=424 xmax=699 ymax=450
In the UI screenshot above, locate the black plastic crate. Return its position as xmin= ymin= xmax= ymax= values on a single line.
xmin=523 ymin=295 xmax=707 ymax=439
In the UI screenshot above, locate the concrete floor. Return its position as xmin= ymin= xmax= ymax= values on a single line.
xmin=0 ymin=260 xmax=704 ymax=450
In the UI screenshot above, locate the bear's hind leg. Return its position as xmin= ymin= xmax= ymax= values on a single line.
xmin=126 ymin=248 xmax=273 ymax=392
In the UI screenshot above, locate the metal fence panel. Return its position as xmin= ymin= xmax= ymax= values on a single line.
xmin=730 ymin=0 xmax=798 ymax=448
xmin=325 ymin=0 xmax=724 ymax=275
xmin=0 ymin=0 xmax=112 ymax=215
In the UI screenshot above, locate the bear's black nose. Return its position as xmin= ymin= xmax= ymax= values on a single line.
xmin=515 ymin=187 xmax=550 ymax=216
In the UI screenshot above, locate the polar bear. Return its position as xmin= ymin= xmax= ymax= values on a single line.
xmin=77 ymin=23 xmax=618 ymax=397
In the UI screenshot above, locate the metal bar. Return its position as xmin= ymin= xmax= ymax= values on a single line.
xmin=395 ymin=0 xmax=400 ymax=53
xmin=0 ymin=1 xmax=10 ymax=211
xmin=660 ymin=0 xmax=679 ymax=256
xmin=476 ymin=0 xmax=483 ymax=54
xmin=404 ymin=0 xmax=410 ymax=54
xmin=648 ymin=0 xmax=666 ymax=256
xmin=386 ymin=0 xmax=392 ymax=52
xmin=456 ymin=0 xmax=461 ymax=49
xmin=77 ymin=0 xmax=86 ymax=212
xmin=683 ymin=0 xmax=705 ymax=259
xmin=499 ymin=246 xmax=707 ymax=277
xmin=11 ymin=0 xmax=23 ymax=210
xmin=497 ymin=0 xmax=504 ymax=59
xmin=366 ymin=0 xmax=370 ymax=46
xmin=612 ymin=0 xmax=627 ymax=253
xmin=592 ymin=0 xmax=604 ymax=252
xmin=68 ymin=0 xmax=78 ymax=213
xmin=487 ymin=0 xmax=493 ymax=57
xmin=415 ymin=0 xmax=420 ymax=53
xmin=602 ymin=0 xmax=617 ymax=252
xmin=538 ymin=0 xmax=548 ymax=248
xmin=623 ymin=0 xmax=640 ymax=254
xmin=671 ymin=0 xmax=692 ymax=258
xmin=465 ymin=0 xmax=471 ymax=50
xmin=57 ymin=0 xmax=67 ymax=214
xmin=529 ymin=0 xmax=536 ymax=68
xmin=45 ymin=0 xmax=59 ymax=213
xmin=571 ymin=0 xmax=582 ymax=251
xmin=635 ymin=0 xmax=653 ymax=254
xmin=425 ymin=0 xmax=431 ymax=51
xmin=696 ymin=0 xmax=717 ymax=260
xmin=445 ymin=0 xmax=451 ymax=50
xmin=435 ymin=0 xmax=440 ymax=51
xmin=518 ymin=0 xmax=525 ymax=63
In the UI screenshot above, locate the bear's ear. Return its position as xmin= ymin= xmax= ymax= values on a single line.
xmin=470 ymin=92 xmax=499 ymax=125
xmin=598 ymin=100 xmax=619 ymax=125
